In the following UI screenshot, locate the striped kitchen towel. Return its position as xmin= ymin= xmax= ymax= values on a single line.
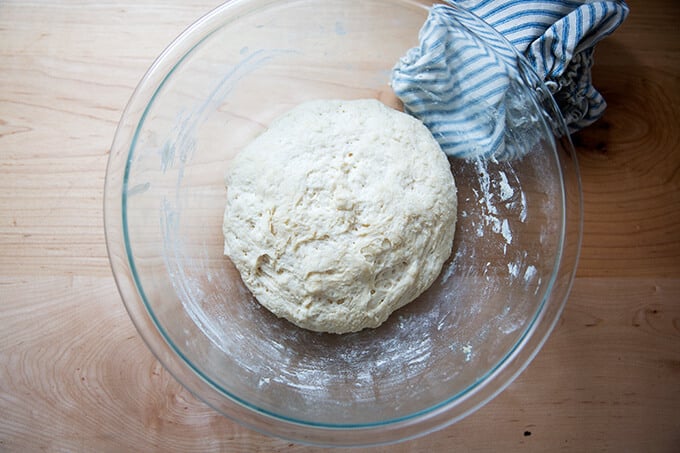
xmin=391 ymin=1 xmax=629 ymax=160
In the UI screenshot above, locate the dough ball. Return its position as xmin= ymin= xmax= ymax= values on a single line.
xmin=223 ymin=99 xmax=457 ymax=334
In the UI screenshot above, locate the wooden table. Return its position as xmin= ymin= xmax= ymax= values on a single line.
xmin=1 ymin=1 xmax=678 ymax=451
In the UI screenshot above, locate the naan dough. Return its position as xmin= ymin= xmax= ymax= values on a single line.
xmin=223 ymin=99 xmax=457 ymax=334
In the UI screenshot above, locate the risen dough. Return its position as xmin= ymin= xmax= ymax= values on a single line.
xmin=223 ymin=99 xmax=457 ymax=334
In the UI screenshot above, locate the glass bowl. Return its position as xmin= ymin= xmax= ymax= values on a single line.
xmin=104 ymin=0 xmax=582 ymax=446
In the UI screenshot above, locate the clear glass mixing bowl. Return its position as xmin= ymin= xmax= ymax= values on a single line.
xmin=104 ymin=0 xmax=582 ymax=446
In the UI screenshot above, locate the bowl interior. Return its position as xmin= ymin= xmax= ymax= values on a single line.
xmin=112 ymin=0 xmax=575 ymax=437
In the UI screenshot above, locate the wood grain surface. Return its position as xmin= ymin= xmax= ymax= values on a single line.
xmin=1 ymin=1 xmax=679 ymax=451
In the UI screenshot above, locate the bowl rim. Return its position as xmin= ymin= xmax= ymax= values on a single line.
xmin=104 ymin=0 xmax=583 ymax=446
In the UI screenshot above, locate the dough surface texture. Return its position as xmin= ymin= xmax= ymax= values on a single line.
xmin=223 ymin=99 xmax=457 ymax=334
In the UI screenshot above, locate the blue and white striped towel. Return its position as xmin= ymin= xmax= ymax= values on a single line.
xmin=391 ymin=1 xmax=629 ymax=160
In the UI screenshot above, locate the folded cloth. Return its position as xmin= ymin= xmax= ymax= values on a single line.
xmin=391 ymin=1 xmax=629 ymax=160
